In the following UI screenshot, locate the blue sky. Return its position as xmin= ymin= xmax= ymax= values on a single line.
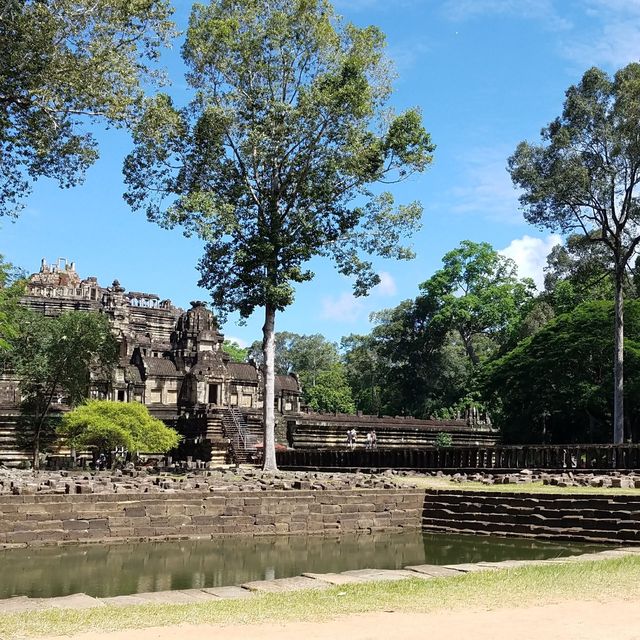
xmin=3 ymin=0 xmax=639 ymax=347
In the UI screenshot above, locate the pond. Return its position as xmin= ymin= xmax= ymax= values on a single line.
xmin=0 ymin=532 xmax=605 ymax=599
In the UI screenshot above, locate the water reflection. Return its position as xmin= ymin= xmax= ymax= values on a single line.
xmin=0 ymin=532 xmax=604 ymax=599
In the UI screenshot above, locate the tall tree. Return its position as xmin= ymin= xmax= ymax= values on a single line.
xmin=249 ymin=331 xmax=343 ymax=408
xmin=365 ymin=298 xmax=473 ymax=418
xmin=418 ymin=241 xmax=535 ymax=366
xmin=12 ymin=311 xmax=117 ymax=468
xmin=304 ymin=363 xmax=355 ymax=414
xmin=248 ymin=332 xmax=339 ymax=383
xmin=0 ymin=0 xmax=174 ymax=218
xmin=124 ymin=0 xmax=434 ymax=469
xmin=509 ymin=64 xmax=640 ymax=443
xmin=543 ymin=234 xmax=622 ymax=314
xmin=248 ymin=331 xmax=298 ymax=374
xmin=341 ymin=333 xmax=382 ymax=415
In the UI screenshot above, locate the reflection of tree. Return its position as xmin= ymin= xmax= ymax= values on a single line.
xmin=0 ymin=533 xmax=599 ymax=599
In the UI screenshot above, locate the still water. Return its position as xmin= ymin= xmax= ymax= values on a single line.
xmin=0 ymin=532 xmax=603 ymax=599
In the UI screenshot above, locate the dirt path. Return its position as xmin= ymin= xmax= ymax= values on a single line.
xmin=44 ymin=598 xmax=640 ymax=640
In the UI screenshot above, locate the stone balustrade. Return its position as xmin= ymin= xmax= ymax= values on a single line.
xmin=277 ymin=444 xmax=640 ymax=471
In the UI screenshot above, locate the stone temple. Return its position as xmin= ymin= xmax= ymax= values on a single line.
xmin=0 ymin=259 xmax=498 ymax=466
xmin=1 ymin=258 xmax=301 ymax=464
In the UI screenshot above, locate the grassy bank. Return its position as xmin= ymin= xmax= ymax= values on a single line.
xmin=2 ymin=556 xmax=639 ymax=639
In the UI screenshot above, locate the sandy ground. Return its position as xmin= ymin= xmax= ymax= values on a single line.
xmin=43 ymin=598 xmax=640 ymax=640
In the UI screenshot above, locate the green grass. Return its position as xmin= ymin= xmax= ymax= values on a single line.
xmin=399 ymin=475 xmax=640 ymax=495
xmin=2 ymin=556 xmax=640 ymax=638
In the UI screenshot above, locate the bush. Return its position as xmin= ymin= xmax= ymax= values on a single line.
xmin=59 ymin=400 xmax=180 ymax=454
xmin=435 ymin=432 xmax=453 ymax=448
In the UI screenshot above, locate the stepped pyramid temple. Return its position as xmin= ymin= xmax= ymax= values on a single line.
xmin=0 ymin=259 xmax=498 ymax=466
xmin=1 ymin=259 xmax=301 ymax=465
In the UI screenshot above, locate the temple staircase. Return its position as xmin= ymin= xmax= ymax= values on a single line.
xmin=205 ymin=413 xmax=230 ymax=465
xmin=222 ymin=407 xmax=259 ymax=464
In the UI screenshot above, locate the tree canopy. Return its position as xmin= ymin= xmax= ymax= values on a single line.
xmin=1 ymin=0 xmax=174 ymax=218
xmin=482 ymin=300 xmax=640 ymax=444
xmin=337 ymin=241 xmax=533 ymax=419
xmin=222 ymin=339 xmax=248 ymax=362
xmin=304 ymin=363 xmax=355 ymax=414
xmin=123 ymin=0 xmax=434 ymax=469
xmin=59 ymin=400 xmax=180 ymax=455
xmin=417 ymin=240 xmax=535 ymax=366
xmin=249 ymin=331 xmax=353 ymax=410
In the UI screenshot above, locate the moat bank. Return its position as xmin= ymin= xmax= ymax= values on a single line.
xmin=0 ymin=532 xmax=601 ymax=599
xmin=2 ymin=486 xmax=640 ymax=548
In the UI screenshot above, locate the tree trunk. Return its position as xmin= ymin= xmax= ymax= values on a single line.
xmin=33 ymin=436 xmax=40 ymax=471
xmin=461 ymin=332 xmax=479 ymax=366
xmin=613 ymin=270 xmax=625 ymax=444
xmin=262 ymin=303 xmax=278 ymax=471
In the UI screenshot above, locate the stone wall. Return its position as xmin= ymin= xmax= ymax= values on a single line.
xmin=0 ymin=489 xmax=423 ymax=546
xmin=6 ymin=487 xmax=640 ymax=548
xmin=423 ymin=489 xmax=640 ymax=543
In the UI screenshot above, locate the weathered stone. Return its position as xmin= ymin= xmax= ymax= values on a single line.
xmin=241 ymin=576 xmax=329 ymax=593
xmin=405 ymin=565 xmax=465 ymax=578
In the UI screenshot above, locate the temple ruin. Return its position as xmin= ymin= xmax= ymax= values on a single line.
xmin=1 ymin=259 xmax=301 ymax=465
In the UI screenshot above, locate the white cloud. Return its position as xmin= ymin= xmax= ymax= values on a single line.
xmin=558 ymin=0 xmax=640 ymax=69
xmin=499 ymin=234 xmax=561 ymax=288
xmin=443 ymin=0 xmax=640 ymax=69
xmin=333 ymin=0 xmax=418 ymax=11
xmin=224 ymin=335 xmax=249 ymax=348
xmin=561 ymin=19 xmax=640 ymax=68
xmin=320 ymin=292 xmax=364 ymax=323
xmin=373 ymin=271 xmax=397 ymax=297
xmin=320 ymin=271 xmax=396 ymax=323
xmin=449 ymin=146 xmax=522 ymax=223
xmin=442 ymin=0 xmax=572 ymax=31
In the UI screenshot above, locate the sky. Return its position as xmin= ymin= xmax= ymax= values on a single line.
xmin=3 ymin=0 xmax=640 ymax=347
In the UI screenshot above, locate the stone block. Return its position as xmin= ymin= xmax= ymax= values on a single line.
xmin=356 ymin=518 xmax=374 ymax=529
xmin=201 ymin=586 xmax=254 ymax=599
xmin=131 ymin=526 xmax=158 ymax=537
xmin=254 ymin=525 xmax=277 ymax=535
xmin=242 ymin=576 xmax=329 ymax=593
xmin=62 ymin=519 xmax=90 ymax=530
xmin=5 ymin=531 xmax=39 ymax=543
xmin=320 ymin=504 xmax=341 ymax=514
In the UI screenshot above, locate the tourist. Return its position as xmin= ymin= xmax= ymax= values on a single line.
xmin=349 ymin=428 xmax=357 ymax=450
xmin=371 ymin=430 xmax=377 ymax=449
xmin=366 ymin=431 xmax=373 ymax=449
xmin=346 ymin=429 xmax=353 ymax=449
